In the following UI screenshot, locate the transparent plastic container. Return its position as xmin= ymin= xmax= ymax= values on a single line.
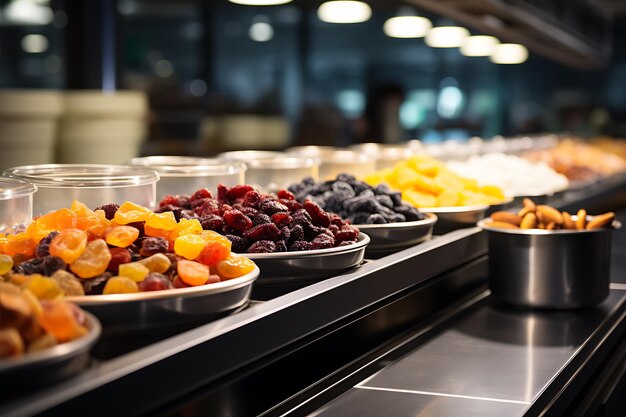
xmin=286 ymin=146 xmax=376 ymax=180
xmin=4 ymin=164 xmax=159 ymax=215
xmin=0 ymin=177 xmax=37 ymax=233
xmin=127 ymin=156 xmax=246 ymax=198
xmin=244 ymin=156 xmax=320 ymax=193
xmin=216 ymin=150 xmax=284 ymax=161
xmin=349 ymin=143 xmax=416 ymax=170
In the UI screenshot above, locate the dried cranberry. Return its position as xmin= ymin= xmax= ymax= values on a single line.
xmin=191 ymin=188 xmax=212 ymax=202
xmin=140 ymin=237 xmax=169 ymax=257
xmin=217 ymin=184 xmax=228 ymax=201
xmin=247 ymin=240 xmax=276 ymax=253
xmin=242 ymin=190 xmax=261 ymax=208
xmin=200 ymin=214 xmax=224 ymax=231
xmin=223 ymin=209 xmax=253 ymax=232
xmin=271 ymin=212 xmax=293 ymax=229
xmin=244 ymin=223 xmax=281 ymax=241
xmin=311 ymin=233 xmax=335 ymax=250
xmin=275 ymin=240 xmax=287 ymax=252
xmin=303 ymin=199 xmax=331 ymax=227
xmin=259 ymin=199 xmax=288 ymax=215
xmin=224 ymin=185 xmax=255 ymax=202
xmin=107 ymin=247 xmax=132 ymax=273
xmin=277 ymin=189 xmax=296 ymax=200
xmin=252 ymin=213 xmax=272 ymax=226
xmin=289 ymin=241 xmax=312 ymax=251
xmin=334 ymin=225 xmax=360 ymax=243
xmin=158 ymin=195 xmax=179 ymax=208
xmin=194 ymin=198 xmax=221 ymax=217
xmin=240 ymin=207 xmax=258 ymax=218
xmin=288 ymin=225 xmax=305 ymax=244
xmin=283 ymin=199 xmax=302 ymax=211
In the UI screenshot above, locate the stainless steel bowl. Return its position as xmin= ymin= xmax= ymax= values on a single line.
xmin=247 ymin=233 xmax=369 ymax=285
xmin=478 ymin=217 xmax=621 ymax=309
xmin=67 ymin=266 xmax=259 ymax=333
xmin=0 ymin=311 xmax=101 ymax=389
xmin=357 ymin=213 xmax=437 ymax=256
xmin=422 ymin=205 xmax=488 ymax=234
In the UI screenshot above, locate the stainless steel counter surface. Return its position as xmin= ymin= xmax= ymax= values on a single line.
xmin=310 ymin=289 xmax=626 ymax=417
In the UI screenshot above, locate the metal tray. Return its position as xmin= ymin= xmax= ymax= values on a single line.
xmin=485 ymin=197 xmax=514 ymax=215
xmin=421 ymin=205 xmax=489 ymax=234
xmin=247 ymin=233 xmax=370 ymax=285
xmin=0 ymin=312 xmax=101 ymax=392
xmin=66 ymin=266 xmax=259 ymax=334
xmin=357 ymin=213 xmax=437 ymax=256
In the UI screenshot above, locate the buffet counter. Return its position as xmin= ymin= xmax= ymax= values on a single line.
xmin=1 ymin=175 xmax=625 ymax=417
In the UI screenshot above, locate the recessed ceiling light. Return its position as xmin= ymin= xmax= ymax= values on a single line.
xmin=318 ymin=1 xmax=372 ymax=24
xmin=490 ymin=43 xmax=529 ymax=64
xmin=460 ymin=35 xmax=499 ymax=57
xmin=425 ymin=25 xmax=470 ymax=48
xmin=383 ymin=16 xmax=432 ymax=38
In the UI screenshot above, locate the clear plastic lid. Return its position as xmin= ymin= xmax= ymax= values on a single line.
xmin=4 ymin=164 xmax=160 ymax=189
xmin=244 ymin=155 xmax=320 ymax=169
xmin=217 ymin=150 xmax=284 ymax=161
xmin=127 ymin=156 xmax=247 ymax=177
xmin=287 ymin=146 xmax=375 ymax=163
xmin=0 ymin=177 xmax=37 ymax=200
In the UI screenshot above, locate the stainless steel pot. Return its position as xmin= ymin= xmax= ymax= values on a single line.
xmin=478 ymin=217 xmax=621 ymax=309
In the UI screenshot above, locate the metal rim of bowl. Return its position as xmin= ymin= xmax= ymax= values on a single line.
xmin=246 ymin=233 xmax=370 ymax=260
xmin=477 ymin=216 xmax=622 ymax=235
xmin=127 ymin=156 xmax=247 ymax=177
xmin=356 ymin=212 xmax=438 ymax=230
xmin=0 ymin=311 xmax=101 ymax=371
xmin=0 ymin=177 xmax=38 ymax=200
xmin=66 ymin=265 xmax=259 ymax=305
xmin=4 ymin=164 xmax=160 ymax=189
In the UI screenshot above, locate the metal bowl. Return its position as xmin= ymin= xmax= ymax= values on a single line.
xmin=66 ymin=266 xmax=259 ymax=333
xmin=247 ymin=233 xmax=370 ymax=285
xmin=0 ymin=311 xmax=101 ymax=390
xmin=357 ymin=213 xmax=437 ymax=256
xmin=478 ymin=217 xmax=621 ymax=309
xmin=422 ymin=205 xmax=489 ymax=234
xmin=485 ymin=197 xmax=514 ymax=215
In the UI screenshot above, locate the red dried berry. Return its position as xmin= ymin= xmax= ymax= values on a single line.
xmin=280 ymin=226 xmax=290 ymax=241
xmin=140 ymin=237 xmax=169 ymax=257
xmin=247 ymin=240 xmax=276 ymax=253
xmin=338 ymin=240 xmax=357 ymax=246
xmin=224 ymin=185 xmax=255 ymax=202
xmin=252 ymin=213 xmax=272 ymax=226
xmin=275 ymin=240 xmax=287 ymax=252
xmin=223 ymin=209 xmax=253 ymax=232
xmin=194 ymin=198 xmax=220 ymax=217
xmin=311 ymin=234 xmax=335 ymax=250
xmin=244 ymin=223 xmax=281 ymax=241
xmin=271 ymin=212 xmax=293 ymax=229
xmin=283 ymin=199 xmax=302 ymax=212
xmin=334 ymin=225 xmax=360 ymax=243
xmin=277 ymin=189 xmax=295 ymax=200
xmin=288 ymin=225 xmax=305 ymax=243
xmin=303 ymin=199 xmax=331 ymax=228
xmin=107 ymin=247 xmax=132 ymax=273
xmin=217 ymin=184 xmax=228 ymax=201
xmin=329 ymin=224 xmax=340 ymax=235
xmin=191 ymin=188 xmax=212 ymax=202
xmin=242 ymin=190 xmax=261 ymax=208
xmin=200 ymin=214 xmax=224 ymax=231
xmin=329 ymin=213 xmax=345 ymax=227
xmin=259 ymin=199 xmax=288 ymax=215
xmin=158 ymin=195 xmax=178 ymax=209
xmin=225 ymin=235 xmax=250 ymax=253
xmin=240 ymin=207 xmax=258 ymax=218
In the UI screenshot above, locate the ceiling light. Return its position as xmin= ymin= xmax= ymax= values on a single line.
xmin=21 ymin=34 xmax=48 ymax=53
xmin=4 ymin=0 xmax=53 ymax=25
xmin=383 ymin=16 xmax=432 ymax=38
xmin=425 ymin=25 xmax=469 ymax=48
xmin=460 ymin=35 xmax=499 ymax=57
xmin=228 ymin=0 xmax=292 ymax=5
xmin=490 ymin=43 xmax=528 ymax=64
xmin=318 ymin=1 xmax=372 ymax=24
xmin=249 ymin=21 xmax=274 ymax=42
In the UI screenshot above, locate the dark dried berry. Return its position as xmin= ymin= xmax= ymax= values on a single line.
xmin=107 ymin=247 xmax=132 ymax=273
xmin=179 ymin=210 xmax=198 ymax=220
xmin=338 ymin=240 xmax=357 ymax=246
xmin=271 ymin=212 xmax=292 ymax=229
xmin=82 ymin=273 xmax=112 ymax=295
xmin=126 ymin=221 xmax=145 ymax=238
xmin=389 ymin=192 xmax=402 ymax=207
xmin=194 ymin=198 xmax=221 ymax=217
xmin=375 ymin=195 xmax=394 ymax=209
xmin=223 ymin=209 xmax=253 ymax=232
xmin=242 ymin=190 xmax=261 ymax=208
xmin=247 ymin=240 xmax=276 ymax=253
xmin=374 ymin=183 xmax=391 ymax=195
xmin=43 ymin=256 xmax=66 ymax=276
xmin=244 ymin=223 xmax=281 ymax=241
xmin=140 ymin=237 xmax=169 ymax=257
xmin=15 ymin=258 xmax=44 ymax=275
xmin=283 ymin=199 xmax=302 ymax=211
xmin=280 ymin=226 xmax=290 ymax=241
xmin=94 ymin=203 xmax=120 ymax=220
xmin=35 ymin=231 xmax=60 ymax=258
xmin=252 ymin=213 xmax=272 ymax=226
xmin=225 ymin=235 xmax=250 ymax=253
xmin=156 ymin=204 xmax=184 ymax=220
xmin=217 ymin=184 xmax=228 ymax=201
xmin=224 ymin=185 xmax=255 ymax=202
xmin=259 ymin=199 xmax=288 ymax=215
xmin=303 ymin=199 xmax=331 ymax=227
xmin=329 ymin=224 xmax=340 ymax=235
xmin=394 ymin=204 xmax=424 ymax=221
xmin=331 ymin=181 xmax=356 ymax=199
xmin=277 ymin=189 xmax=296 ymax=200
xmin=275 ymin=240 xmax=287 ymax=252
xmin=329 ymin=213 xmax=344 ymax=227
xmin=366 ymin=214 xmax=386 ymax=224
xmin=288 ymin=225 xmax=305 ymax=244
xmin=337 ymin=173 xmax=356 ymax=183
xmin=200 ymin=214 xmax=224 ymax=231
xmin=191 ymin=188 xmax=212 ymax=202
xmin=289 ymin=241 xmax=312 ymax=251
xmin=387 ymin=213 xmax=406 ymax=223
xmin=347 ymin=211 xmax=370 ymax=225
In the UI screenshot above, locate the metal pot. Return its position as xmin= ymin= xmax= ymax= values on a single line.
xmin=478 ymin=217 xmax=621 ymax=309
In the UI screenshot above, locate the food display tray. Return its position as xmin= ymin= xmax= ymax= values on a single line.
xmin=357 ymin=213 xmax=437 ymax=257
xmin=66 ymin=267 xmax=259 ymax=334
xmin=0 ymin=312 xmax=101 ymax=392
xmin=247 ymin=233 xmax=370 ymax=285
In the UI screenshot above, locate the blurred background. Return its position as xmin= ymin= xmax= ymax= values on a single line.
xmin=0 ymin=0 xmax=625 ymax=163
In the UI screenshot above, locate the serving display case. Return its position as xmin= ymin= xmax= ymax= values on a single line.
xmin=1 ymin=170 xmax=625 ymax=417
